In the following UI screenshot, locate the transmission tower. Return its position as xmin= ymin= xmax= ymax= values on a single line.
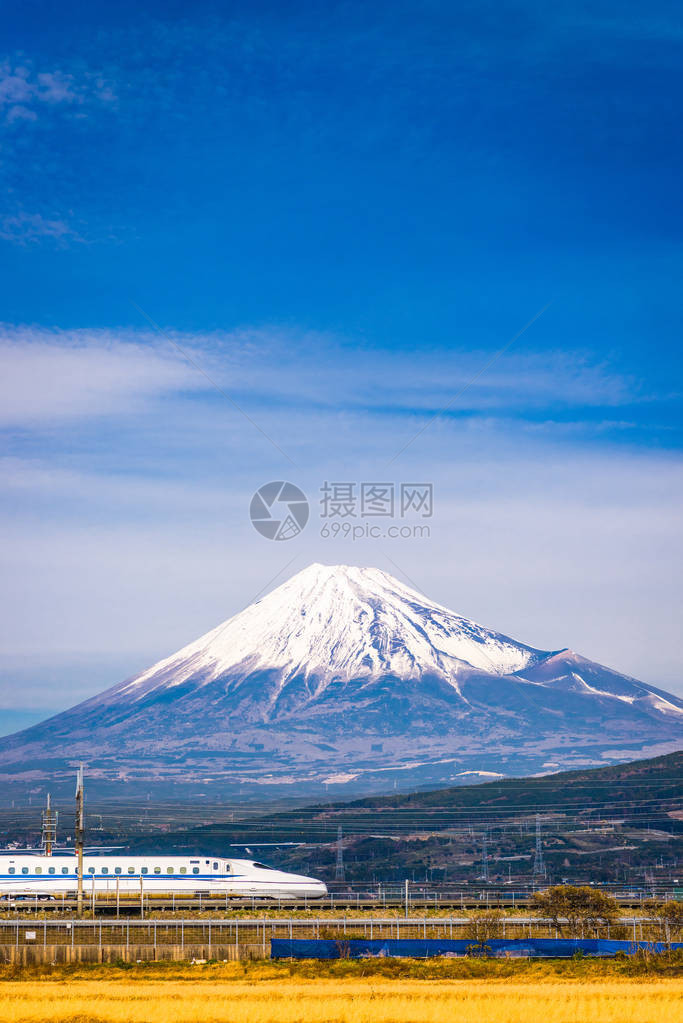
xmin=533 ymin=814 xmax=546 ymax=878
xmin=41 ymin=793 xmax=58 ymax=856
xmin=335 ymin=825 xmax=345 ymax=882
xmin=75 ymin=765 xmax=85 ymax=915
xmin=479 ymin=829 xmax=489 ymax=882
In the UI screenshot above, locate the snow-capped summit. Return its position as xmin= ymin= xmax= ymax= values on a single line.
xmin=116 ymin=563 xmax=545 ymax=707
xmin=0 ymin=563 xmax=681 ymax=800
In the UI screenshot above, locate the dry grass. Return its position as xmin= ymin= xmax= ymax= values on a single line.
xmin=0 ymin=974 xmax=680 ymax=1023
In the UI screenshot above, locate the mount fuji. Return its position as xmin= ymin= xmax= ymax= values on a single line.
xmin=1 ymin=564 xmax=681 ymax=799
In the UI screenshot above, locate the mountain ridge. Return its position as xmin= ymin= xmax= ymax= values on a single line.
xmin=0 ymin=563 xmax=681 ymax=800
xmin=119 ymin=751 xmax=683 ymax=886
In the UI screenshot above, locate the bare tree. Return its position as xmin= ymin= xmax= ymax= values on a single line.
xmin=643 ymin=899 xmax=683 ymax=945
xmin=464 ymin=909 xmax=506 ymax=943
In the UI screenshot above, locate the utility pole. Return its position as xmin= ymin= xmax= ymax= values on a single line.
xmin=479 ymin=829 xmax=489 ymax=882
xmin=41 ymin=793 xmax=58 ymax=856
xmin=75 ymin=765 xmax=85 ymax=916
xmin=335 ymin=825 xmax=345 ymax=882
xmin=533 ymin=814 xmax=546 ymax=879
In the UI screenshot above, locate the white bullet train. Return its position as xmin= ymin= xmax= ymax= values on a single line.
xmin=0 ymin=853 xmax=327 ymax=899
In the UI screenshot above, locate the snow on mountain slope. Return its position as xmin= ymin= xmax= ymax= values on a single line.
xmin=111 ymin=564 xmax=547 ymax=704
xmin=0 ymin=562 xmax=681 ymax=800
xmin=515 ymin=649 xmax=683 ymax=717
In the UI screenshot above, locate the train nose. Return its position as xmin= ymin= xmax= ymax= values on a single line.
xmin=293 ymin=874 xmax=327 ymax=897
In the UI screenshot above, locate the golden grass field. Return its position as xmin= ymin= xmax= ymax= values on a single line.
xmin=0 ymin=968 xmax=680 ymax=1023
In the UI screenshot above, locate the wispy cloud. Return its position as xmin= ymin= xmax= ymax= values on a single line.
xmin=0 ymin=212 xmax=83 ymax=245
xmin=0 ymin=323 xmax=649 ymax=434
xmin=0 ymin=57 xmax=117 ymax=246
xmin=0 ymin=325 xmax=205 ymax=425
xmin=0 ymin=60 xmax=116 ymax=124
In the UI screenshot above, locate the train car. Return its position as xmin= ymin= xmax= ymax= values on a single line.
xmin=0 ymin=853 xmax=326 ymax=899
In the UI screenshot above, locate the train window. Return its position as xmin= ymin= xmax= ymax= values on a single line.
xmin=48 ymin=867 xmax=55 ymax=875
xmin=8 ymin=868 xmax=15 ymax=874
xmin=212 ymin=862 xmax=218 ymax=870
xmin=62 ymin=867 xmax=69 ymax=875
xmin=153 ymin=867 xmax=161 ymax=874
xmin=88 ymin=867 xmax=95 ymax=874
xmin=35 ymin=867 xmax=42 ymax=874
xmin=115 ymin=867 xmax=122 ymax=875
xmin=166 ymin=867 xmax=174 ymax=874
xmin=21 ymin=868 xmax=28 ymax=874
xmin=141 ymin=867 xmax=148 ymax=875
xmin=101 ymin=867 xmax=109 ymax=875
xmin=252 ymin=863 xmax=271 ymax=870
xmin=127 ymin=867 xmax=135 ymax=874
xmin=192 ymin=867 xmax=199 ymax=875
xmin=179 ymin=867 xmax=187 ymax=875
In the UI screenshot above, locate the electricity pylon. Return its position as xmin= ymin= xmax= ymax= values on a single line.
xmin=335 ymin=825 xmax=345 ymax=882
xmin=533 ymin=814 xmax=546 ymax=878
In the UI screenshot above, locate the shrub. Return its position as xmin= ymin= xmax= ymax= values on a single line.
xmin=531 ymin=885 xmax=619 ymax=937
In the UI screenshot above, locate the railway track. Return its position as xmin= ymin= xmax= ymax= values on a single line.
xmin=1 ymin=886 xmax=676 ymax=916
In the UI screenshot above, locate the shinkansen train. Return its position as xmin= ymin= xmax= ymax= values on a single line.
xmin=0 ymin=854 xmax=327 ymax=899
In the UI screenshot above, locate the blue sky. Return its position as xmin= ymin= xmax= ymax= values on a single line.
xmin=1 ymin=1 xmax=682 ymax=731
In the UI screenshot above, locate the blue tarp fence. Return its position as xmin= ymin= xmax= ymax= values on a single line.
xmin=271 ymin=938 xmax=683 ymax=960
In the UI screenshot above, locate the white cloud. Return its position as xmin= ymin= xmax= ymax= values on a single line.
xmin=5 ymin=104 xmax=37 ymax=123
xmin=0 ymin=212 xmax=82 ymax=244
xmin=35 ymin=70 xmax=78 ymax=105
xmin=0 ymin=322 xmax=643 ymax=431
xmin=0 ymin=58 xmax=118 ymax=246
xmin=0 ymin=325 xmax=208 ymax=424
xmin=0 ymin=60 xmax=116 ymax=123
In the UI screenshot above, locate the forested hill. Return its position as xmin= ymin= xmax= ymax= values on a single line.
xmin=124 ymin=750 xmax=682 ymax=855
xmin=347 ymin=750 xmax=683 ymax=816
